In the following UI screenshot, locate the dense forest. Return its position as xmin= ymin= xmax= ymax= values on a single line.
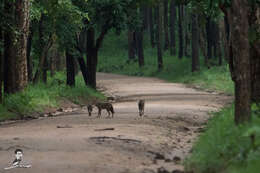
xmin=0 ymin=0 xmax=260 ymax=172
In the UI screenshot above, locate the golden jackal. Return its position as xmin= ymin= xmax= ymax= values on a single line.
xmin=87 ymin=105 xmax=93 ymax=116
xmin=95 ymin=102 xmax=114 ymax=118
xmin=138 ymin=99 xmax=145 ymax=116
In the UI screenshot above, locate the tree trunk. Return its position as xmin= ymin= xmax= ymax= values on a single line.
xmin=215 ymin=23 xmax=222 ymax=66
xmin=142 ymin=5 xmax=149 ymax=31
xmin=136 ymin=30 xmax=144 ymax=67
xmin=86 ymin=27 xmax=97 ymax=89
xmin=184 ymin=7 xmax=190 ymax=57
xmin=33 ymin=35 xmax=52 ymax=84
xmin=230 ymin=0 xmax=251 ymax=124
xmin=191 ymin=13 xmax=199 ymax=72
xmin=178 ymin=5 xmax=183 ymax=59
xmin=149 ymin=7 xmax=155 ymax=48
xmin=4 ymin=0 xmax=30 ymax=94
xmin=42 ymin=52 xmax=48 ymax=84
xmin=0 ymin=26 xmax=3 ymax=103
xmin=169 ymin=0 xmax=176 ymax=56
xmin=248 ymin=7 xmax=260 ymax=103
xmin=27 ymin=25 xmax=33 ymax=82
xmin=128 ymin=30 xmax=135 ymax=60
xmin=206 ymin=17 xmax=213 ymax=60
xmin=66 ymin=50 xmax=75 ymax=87
xmin=76 ymin=55 xmax=88 ymax=86
xmin=156 ymin=4 xmax=163 ymax=71
xmin=163 ymin=0 xmax=169 ymax=50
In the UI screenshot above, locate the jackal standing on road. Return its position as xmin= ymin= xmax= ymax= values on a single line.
xmin=138 ymin=99 xmax=145 ymax=116
xmin=95 ymin=102 xmax=114 ymax=118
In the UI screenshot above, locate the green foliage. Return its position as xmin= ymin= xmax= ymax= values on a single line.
xmin=184 ymin=105 xmax=260 ymax=173
xmin=0 ymin=72 xmax=105 ymax=121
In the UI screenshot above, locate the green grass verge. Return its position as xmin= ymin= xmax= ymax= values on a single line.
xmin=0 ymin=72 xmax=105 ymax=121
xmin=98 ymin=32 xmax=234 ymax=94
xmin=184 ymin=104 xmax=260 ymax=173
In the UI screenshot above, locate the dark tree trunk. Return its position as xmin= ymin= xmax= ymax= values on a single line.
xmin=184 ymin=7 xmax=190 ymax=57
xmin=156 ymin=4 xmax=163 ymax=71
xmin=128 ymin=30 xmax=135 ymax=60
xmin=169 ymin=0 xmax=176 ymax=55
xmin=248 ymin=7 xmax=260 ymax=103
xmin=0 ymin=26 xmax=3 ymax=103
xmin=76 ymin=55 xmax=88 ymax=86
xmin=230 ymin=0 xmax=251 ymax=124
xmin=3 ymin=1 xmax=13 ymax=93
xmin=206 ymin=17 xmax=213 ymax=60
xmin=215 ymin=23 xmax=222 ymax=66
xmin=27 ymin=25 xmax=33 ymax=82
xmin=136 ymin=30 xmax=144 ymax=67
xmin=33 ymin=15 xmax=53 ymax=84
xmin=163 ymin=0 xmax=169 ymax=50
xmin=66 ymin=50 xmax=75 ymax=87
xmin=86 ymin=27 xmax=97 ymax=89
xmin=33 ymin=35 xmax=52 ymax=84
xmin=43 ymin=52 xmax=48 ymax=84
xmin=149 ymin=7 xmax=155 ymax=48
xmin=191 ymin=13 xmax=199 ymax=72
xmin=178 ymin=5 xmax=183 ymax=59
xmin=142 ymin=5 xmax=149 ymax=31
xmin=4 ymin=0 xmax=29 ymax=94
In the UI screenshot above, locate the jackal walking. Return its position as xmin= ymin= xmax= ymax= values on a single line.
xmin=138 ymin=99 xmax=145 ymax=116
xmin=95 ymin=102 xmax=114 ymax=118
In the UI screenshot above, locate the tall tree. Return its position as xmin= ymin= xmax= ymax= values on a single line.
xmin=66 ymin=49 xmax=75 ymax=87
xmin=0 ymin=26 xmax=3 ymax=103
xmin=169 ymin=0 xmax=177 ymax=55
xmin=230 ymin=0 xmax=251 ymax=123
xmin=149 ymin=7 xmax=155 ymax=48
xmin=191 ymin=12 xmax=199 ymax=72
xmin=4 ymin=0 xmax=30 ymax=94
xmin=163 ymin=0 xmax=169 ymax=50
xmin=156 ymin=3 xmax=163 ymax=71
xmin=178 ymin=5 xmax=183 ymax=59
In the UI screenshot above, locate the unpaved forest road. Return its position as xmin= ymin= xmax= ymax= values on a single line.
xmin=0 ymin=73 xmax=232 ymax=173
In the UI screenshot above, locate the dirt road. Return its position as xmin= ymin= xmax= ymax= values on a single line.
xmin=0 ymin=73 xmax=231 ymax=173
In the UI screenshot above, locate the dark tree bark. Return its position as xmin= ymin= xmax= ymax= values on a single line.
xmin=27 ymin=24 xmax=33 ymax=82
xmin=136 ymin=30 xmax=144 ymax=67
xmin=163 ymin=0 xmax=169 ymax=50
xmin=86 ymin=27 xmax=97 ymax=88
xmin=155 ymin=4 xmax=163 ymax=71
xmin=191 ymin=13 xmax=199 ymax=72
xmin=66 ymin=50 xmax=75 ymax=87
xmin=149 ymin=7 xmax=155 ymax=48
xmin=142 ymin=5 xmax=149 ymax=31
xmin=178 ymin=5 xmax=183 ymax=59
xmin=230 ymin=0 xmax=251 ymax=124
xmin=184 ymin=7 xmax=190 ymax=57
xmin=169 ymin=0 xmax=177 ymax=55
xmin=248 ymin=7 xmax=260 ymax=103
xmin=4 ymin=0 xmax=30 ymax=94
xmin=128 ymin=30 xmax=136 ymax=60
xmin=206 ymin=17 xmax=213 ymax=60
xmin=76 ymin=55 xmax=88 ymax=85
xmin=0 ymin=26 xmax=3 ymax=103
xmin=33 ymin=15 xmax=53 ymax=84
xmin=215 ymin=23 xmax=222 ymax=66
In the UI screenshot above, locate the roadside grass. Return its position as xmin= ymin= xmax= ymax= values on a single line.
xmin=0 ymin=72 xmax=105 ymax=121
xmin=98 ymin=32 xmax=234 ymax=95
xmin=184 ymin=104 xmax=260 ymax=173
